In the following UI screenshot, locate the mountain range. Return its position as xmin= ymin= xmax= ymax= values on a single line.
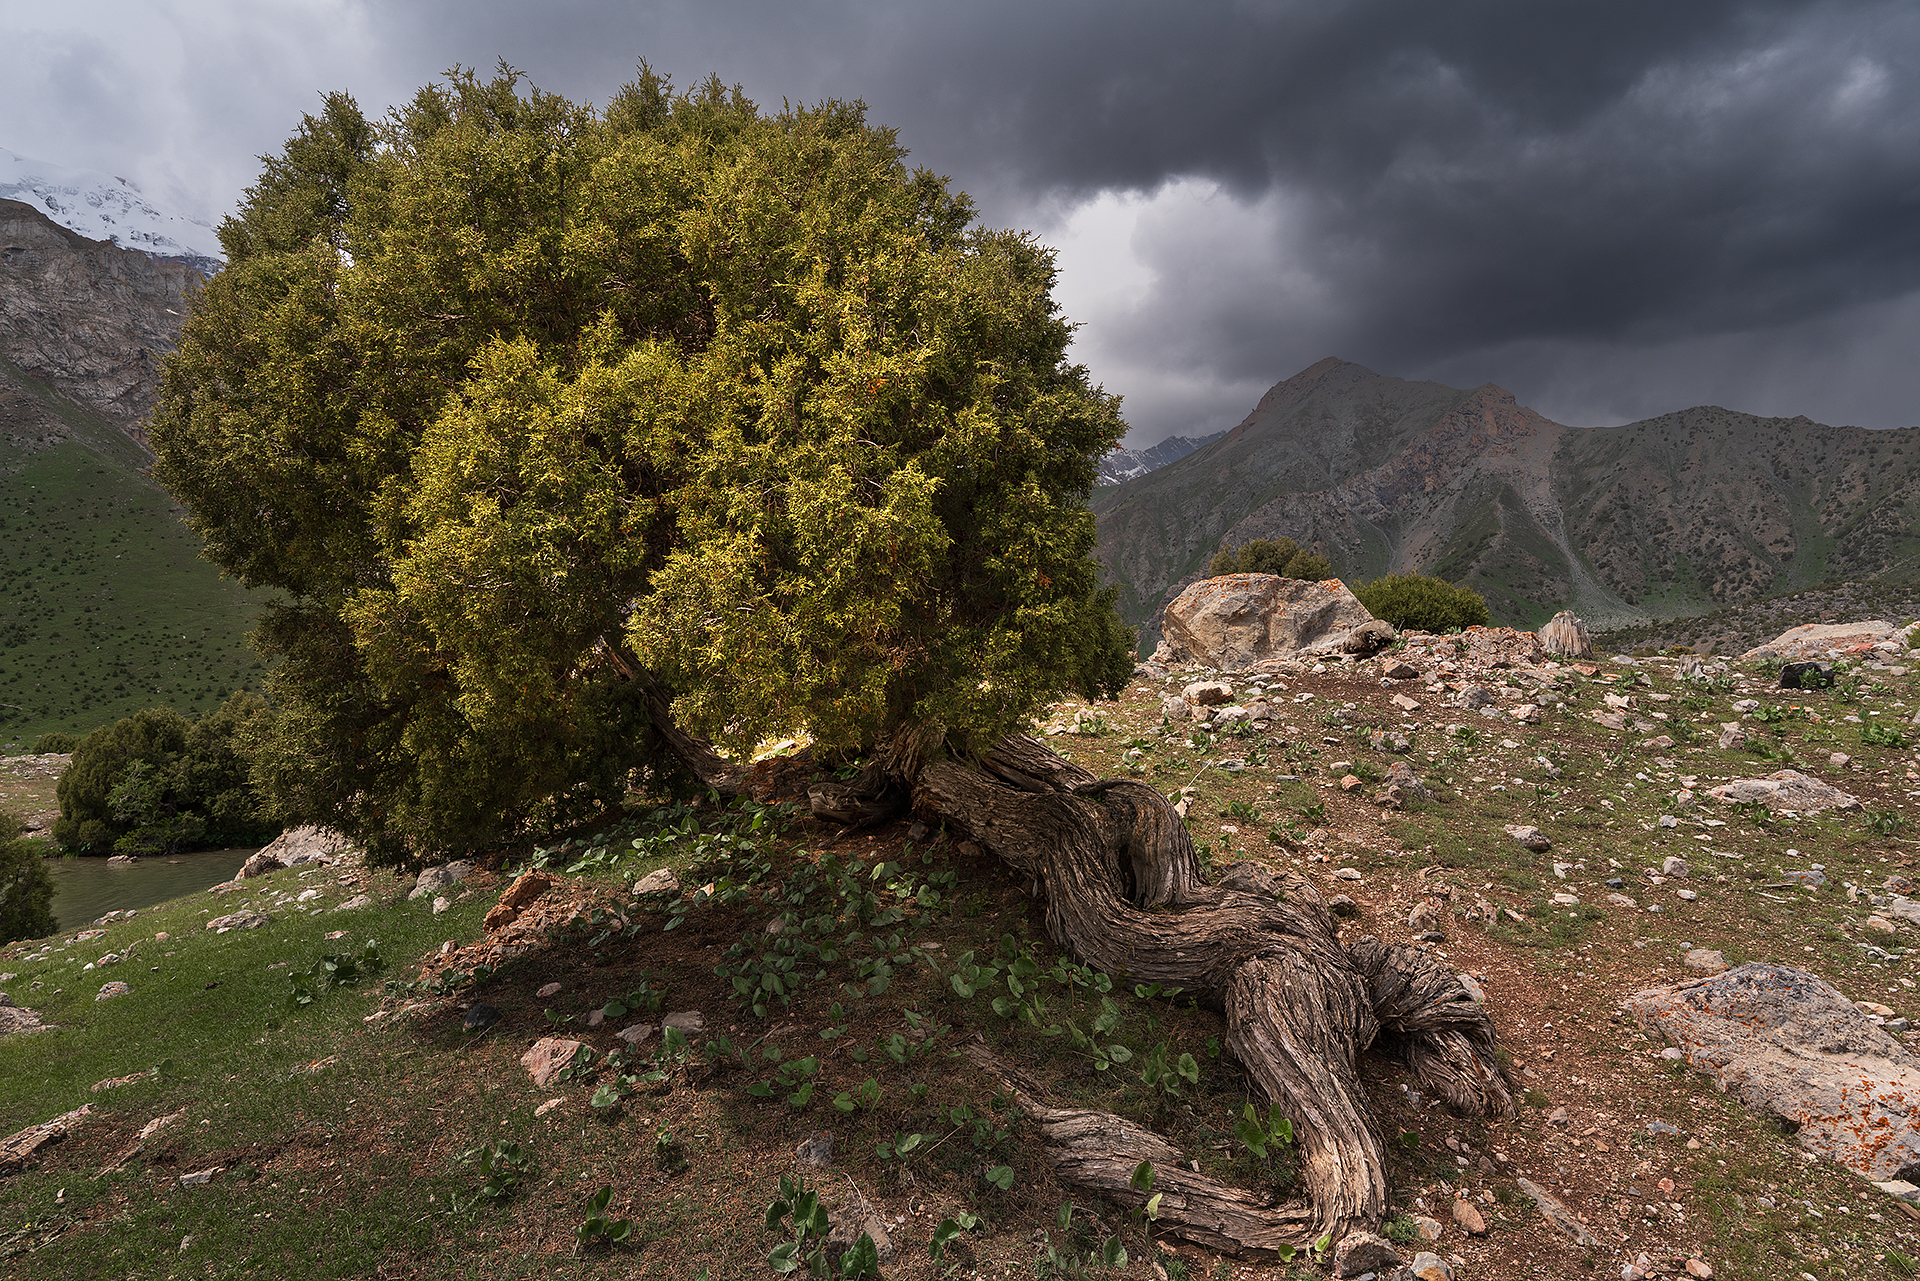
xmin=0 ymin=147 xmax=222 ymax=273
xmin=1093 ymin=358 xmax=1920 ymax=650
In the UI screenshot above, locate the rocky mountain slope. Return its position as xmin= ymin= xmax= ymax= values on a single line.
xmin=1 ymin=146 xmax=221 ymax=271
xmin=1095 ymin=429 xmax=1227 ymax=486
xmin=1094 ymin=358 xmax=1920 ymax=649
xmin=1 ymin=199 xmax=260 ymax=746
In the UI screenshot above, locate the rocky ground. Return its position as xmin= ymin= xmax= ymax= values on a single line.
xmin=5 ymin=625 xmax=1920 ymax=1279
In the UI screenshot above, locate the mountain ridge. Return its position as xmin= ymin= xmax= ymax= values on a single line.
xmin=1093 ymin=359 xmax=1920 ymax=650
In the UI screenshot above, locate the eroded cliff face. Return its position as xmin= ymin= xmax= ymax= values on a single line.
xmin=1 ymin=198 xmax=202 ymax=445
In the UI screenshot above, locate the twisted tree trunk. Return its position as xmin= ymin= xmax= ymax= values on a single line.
xmin=909 ymin=736 xmax=1510 ymax=1251
xmin=655 ymin=702 xmax=1510 ymax=1255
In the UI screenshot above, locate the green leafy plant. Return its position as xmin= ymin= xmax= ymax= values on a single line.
xmin=1138 ymin=1040 xmax=1202 ymax=1099
xmin=1861 ymin=720 xmax=1911 ymax=748
xmin=930 ymin=1209 xmax=982 ymax=1260
xmin=1868 ymin=807 xmax=1909 ymax=837
xmin=287 ymin=940 xmax=385 ymax=1009
xmin=1233 ymin=1102 xmax=1295 ymax=1158
xmin=454 ymin=1139 xmax=533 ymax=1208
xmin=764 ymin=1173 xmax=880 ymax=1276
xmin=574 ymin=1186 xmax=633 ymax=1252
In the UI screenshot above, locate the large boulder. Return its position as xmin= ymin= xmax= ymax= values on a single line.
xmin=1705 ymin=769 xmax=1860 ymax=815
xmin=1538 ymin=610 xmax=1592 ymax=658
xmin=253 ymin=825 xmax=357 ymax=869
xmin=1743 ymin=619 xmax=1903 ymax=662
xmin=1155 ymin=575 xmax=1376 ymax=671
xmin=1624 ymin=963 xmax=1920 ymax=1180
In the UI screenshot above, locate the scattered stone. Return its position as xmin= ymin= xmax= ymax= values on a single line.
xmin=1684 ymin=1260 xmax=1714 ymax=1279
xmin=1160 ymin=695 xmax=1193 ymax=721
xmin=0 ymin=994 xmax=44 ymax=1037
xmin=1705 ymin=770 xmax=1861 ymax=815
xmin=1340 ymin=774 xmax=1364 ymax=792
xmin=1828 ymin=751 xmax=1853 ymax=770
xmin=1683 ymin=949 xmax=1728 ymax=974
xmin=796 ymin=1132 xmax=834 ymax=1166
xmin=662 ymin=1010 xmax=705 ymax=1034
xmin=1662 ymin=856 xmax=1690 ymax=878
xmin=1515 ymin=1176 xmax=1602 ymax=1246
xmin=1334 ymin=867 xmax=1364 ymax=881
xmin=408 ymin=860 xmax=474 ymax=901
xmin=1863 ymin=916 xmax=1900 ymax=935
xmin=633 ymin=867 xmax=679 ymax=895
xmin=1328 ymin=894 xmax=1360 ymax=918
xmin=333 ymin=894 xmax=373 ymax=912
xmin=431 ymin=895 xmax=450 ymax=915
xmin=1455 ymin=685 xmax=1494 ymax=710
xmin=1676 ymin=888 xmax=1698 ymax=902
xmin=1503 ymin=824 xmax=1551 ymax=853
xmin=1716 ymin=723 xmax=1747 ymax=750
xmin=1551 ymin=893 xmax=1580 ymax=906
xmin=1646 ymin=1120 xmax=1682 ymax=1136
xmin=1375 ymin=760 xmax=1432 ymax=807
xmin=205 ymin=911 xmax=270 ymax=933
xmin=484 ymin=871 xmax=555 ymax=932
xmin=254 ymin=825 xmax=357 ymax=868
xmin=462 ymin=1003 xmax=499 ymax=1032
xmin=1332 ymin=1230 xmax=1402 ymax=1278
xmin=238 ymin=851 xmax=285 ymax=879
xmin=1182 ymin=680 xmax=1234 ymax=706
xmin=1381 ymin=659 xmax=1421 ymax=681
xmin=533 ymin=1098 xmax=565 ymax=1118
xmin=1409 ymin=1250 xmax=1452 ymax=1281
xmin=519 ymin=1037 xmax=586 ymax=1087
xmin=1539 ymin=610 xmax=1593 ymax=658
xmin=178 ymin=1167 xmax=222 ymax=1186
xmin=536 ymin=982 xmax=563 ymax=998
xmin=1391 ymin=693 xmax=1422 ymax=712
xmin=1160 ymin=575 xmax=1377 ymax=671
xmin=1368 ymin=728 xmax=1411 ymax=753
xmin=1456 ymin=973 xmax=1487 ymax=1003
xmin=1509 ymin=704 xmax=1542 ymax=724
xmin=1411 ymin=1213 xmax=1444 ymax=1242
xmin=1657 ymin=814 xmax=1679 ymax=829
xmin=617 ymin=1024 xmax=656 ymax=1048
xmin=1781 ymin=869 xmax=1826 ymax=889
xmin=1547 ymin=1106 xmax=1570 ymax=1126
xmin=1407 ymin=899 xmax=1445 ymax=933
xmin=1638 ymin=735 xmax=1675 ymax=751
xmin=1451 ymin=1199 xmax=1487 ymax=1236
xmin=1624 ymin=962 xmax=1920 ymax=1179
xmin=1607 ymin=893 xmax=1638 ymax=909
xmin=95 ymin=981 xmax=130 ymax=1000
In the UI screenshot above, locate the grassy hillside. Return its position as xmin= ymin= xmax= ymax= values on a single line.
xmin=0 ymin=362 xmax=264 ymax=750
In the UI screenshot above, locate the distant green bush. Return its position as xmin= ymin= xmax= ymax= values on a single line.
xmin=32 ymin=732 xmax=78 ymax=754
xmin=1354 ymin=574 xmax=1491 ymax=633
xmin=53 ymin=693 xmax=278 ymax=856
xmin=0 ymin=811 xmax=56 ymax=944
xmin=1209 ymin=537 xmax=1332 ymax=581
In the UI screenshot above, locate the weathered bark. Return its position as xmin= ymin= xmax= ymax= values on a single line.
xmin=637 ymin=694 xmax=1512 ymax=1253
xmin=913 ymin=734 xmax=1511 ymax=1249
xmin=962 ymin=1042 xmax=1312 ymax=1259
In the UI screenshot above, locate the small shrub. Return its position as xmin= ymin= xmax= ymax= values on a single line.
xmin=1861 ymin=720 xmax=1910 ymax=748
xmin=1353 ymin=574 xmax=1491 ymax=633
xmin=1209 ymin=536 xmax=1331 ymax=581
xmin=31 ymin=732 xmax=77 ymax=754
xmin=0 ymin=811 xmax=56 ymax=945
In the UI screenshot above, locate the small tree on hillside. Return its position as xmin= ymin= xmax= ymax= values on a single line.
xmin=152 ymin=65 xmax=1508 ymax=1252
xmin=0 ymin=811 xmax=55 ymax=945
xmin=1354 ymin=573 xmax=1492 ymax=633
xmin=1208 ymin=536 xmax=1332 ymax=581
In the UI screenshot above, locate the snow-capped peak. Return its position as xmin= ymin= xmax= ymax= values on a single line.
xmin=1 ymin=146 xmax=223 ymax=267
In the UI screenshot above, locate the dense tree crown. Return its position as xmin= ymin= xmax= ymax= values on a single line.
xmin=154 ymin=65 xmax=1133 ymax=860
xmin=1353 ymin=573 xmax=1491 ymax=633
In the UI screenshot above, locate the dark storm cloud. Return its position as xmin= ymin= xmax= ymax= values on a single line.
xmin=3 ymin=2 xmax=1915 ymax=435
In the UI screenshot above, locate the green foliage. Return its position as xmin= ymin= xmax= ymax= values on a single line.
xmin=1208 ymin=536 xmax=1331 ymax=581
xmin=0 ymin=811 xmax=56 ymax=945
xmin=574 ymin=1185 xmax=633 ymax=1252
xmin=155 ymin=63 xmax=1133 ymax=862
xmin=52 ymin=693 xmax=276 ymax=855
xmin=1353 ymin=573 xmax=1491 ymax=633
xmin=1860 ymin=720 xmax=1910 ymax=748
xmin=454 ymin=1139 xmax=533 ymax=1208
xmin=287 ymin=941 xmax=385 ymax=1009
xmin=31 ymin=732 xmax=76 ymax=754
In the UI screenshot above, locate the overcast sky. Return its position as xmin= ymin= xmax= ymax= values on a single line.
xmin=3 ymin=1 xmax=1916 ymax=443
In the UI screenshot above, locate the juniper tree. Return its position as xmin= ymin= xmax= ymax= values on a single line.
xmin=154 ymin=64 xmax=1507 ymax=1253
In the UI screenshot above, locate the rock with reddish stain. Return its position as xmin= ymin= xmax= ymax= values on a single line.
xmin=1624 ymin=962 xmax=1920 ymax=1180
xmin=519 ymin=1037 xmax=586 ymax=1087
xmin=485 ymin=871 xmax=555 ymax=932
xmin=1451 ymin=1198 xmax=1487 ymax=1235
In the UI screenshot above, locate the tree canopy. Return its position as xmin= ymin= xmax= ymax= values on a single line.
xmin=154 ymin=64 xmax=1133 ymax=862
xmin=1207 ymin=536 xmax=1331 ymax=581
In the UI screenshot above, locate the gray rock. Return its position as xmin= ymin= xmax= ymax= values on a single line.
xmin=1624 ymin=962 xmax=1920 ymax=1178
xmin=1328 ymin=894 xmax=1361 ymax=918
xmin=1456 ymin=973 xmax=1487 ymax=1003
xmin=95 ymin=981 xmax=130 ymax=1000
xmin=1504 ymin=824 xmax=1551 ymax=853
xmin=462 ymin=1003 xmax=499 ymax=1031
xmin=662 ymin=1010 xmax=704 ymax=1034
xmin=237 ymin=851 xmax=285 ymax=879
xmin=1782 ymin=869 xmax=1826 ymax=888
xmin=1368 ymin=728 xmax=1411 ymax=754
xmin=1182 ymin=680 xmax=1234 ymax=706
xmin=1661 ymin=856 xmax=1690 ymax=878
xmin=1706 ymin=770 xmax=1861 ymax=815
xmin=333 ymin=894 xmax=373 ymax=912
xmin=1716 ymin=723 xmax=1747 ymax=750
xmin=633 ymin=867 xmax=679 ymax=895
xmin=795 ymin=1132 xmax=834 ymax=1166
xmin=1333 ymin=1230 xmax=1402 ymax=1278
xmin=1646 ymin=1120 xmax=1681 ymax=1136
xmin=824 ymin=1192 xmax=895 ymax=1265
xmin=1161 ymin=576 xmax=1376 ymax=672
xmin=1409 ymin=1251 xmax=1453 ymax=1281
xmin=408 ymin=859 xmax=475 ymax=901
xmin=1539 ymin=610 xmax=1592 ymax=658
xmin=1683 ymin=948 xmax=1728 ymax=974
xmin=1340 ymin=618 xmax=1399 ymax=655
xmin=1454 ymin=685 xmax=1494 ymax=710
xmin=1515 ymin=1176 xmax=1601 ymax=1246
xmin=205 ymin=911 xmax=270 ymax=933
xmin=1160 ymin=695 xmax=1193 ymax=721
xmin=253 ymin=824 xmax=356 ymax=868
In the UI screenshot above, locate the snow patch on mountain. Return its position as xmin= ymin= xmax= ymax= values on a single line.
xmin=1 ymin=146 xmax=222 ymax=270
xmin=1096 ymin=429 xmax=1227 ymax=486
